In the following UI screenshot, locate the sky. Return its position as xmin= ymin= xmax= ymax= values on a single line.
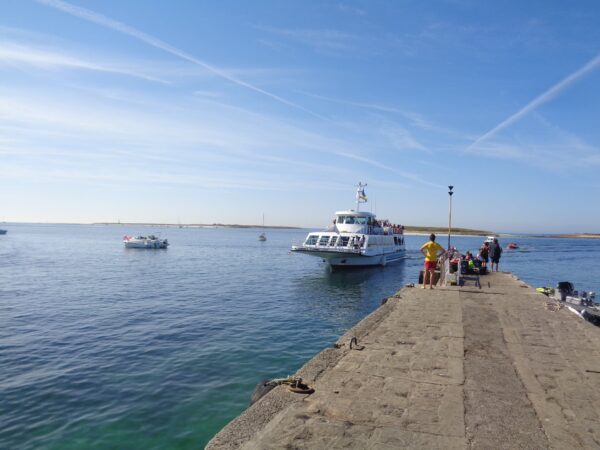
xmin=1 ymin=0 xmax=600 ymax=233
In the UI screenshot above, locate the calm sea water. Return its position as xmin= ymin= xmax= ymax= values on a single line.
xmin=2 ymin=224 xmax=599 ymax=449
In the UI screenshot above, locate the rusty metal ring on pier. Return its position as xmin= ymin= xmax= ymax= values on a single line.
xmin=288 ymin=385 xmax=315 ymax=394
xmin=350 ymin=337 xmax=365 ymax=351
xmin=288 ymin=379 xmax=315 ymax=394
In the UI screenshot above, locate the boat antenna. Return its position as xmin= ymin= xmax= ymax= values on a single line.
xmin=356 ymin=182 xmax=368 ymax=212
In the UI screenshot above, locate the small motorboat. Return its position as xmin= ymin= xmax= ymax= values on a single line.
xmin=545 ymin=282 xmax=600 ymax=326
xmin=123 ymin=235 xmax=169 ymax=249
xmin=0 ymin=229 xmax=6 ymax=235
xmin=553 ymin=282 xmax=596 ymax=305
xmin=507 ymin=242 xmax=519 ymax=249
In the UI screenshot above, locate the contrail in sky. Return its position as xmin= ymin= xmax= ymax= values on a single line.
xmin=34 ymin=0 xmax=438 ymax=188
xmin=467 ymin=52 xmax=600 ymax=151
xmin=35 ymin=0 xmax=326 ymax=120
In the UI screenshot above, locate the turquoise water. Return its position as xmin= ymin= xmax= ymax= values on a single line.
xmin=1 ymin=224 xmax=599 ymax=449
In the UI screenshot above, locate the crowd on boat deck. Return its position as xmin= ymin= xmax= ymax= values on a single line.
xmin=331 ymin=217 xmax=404 ymax=235
xmin=350 ymin=235 xmax=366 ymax=248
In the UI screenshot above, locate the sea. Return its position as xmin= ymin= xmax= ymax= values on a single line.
xmin=2 ymin=224 xmax=599 ymax=449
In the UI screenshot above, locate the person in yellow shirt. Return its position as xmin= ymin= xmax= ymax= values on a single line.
xmin=420 ymin=233 xmax=446 ymax=289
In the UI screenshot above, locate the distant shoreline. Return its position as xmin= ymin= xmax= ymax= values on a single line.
xmin=92 ymin=222 xmax=301 ymax=230
xmin=3 ymin=223 xmax=599 ymax=238
xmin=534 ymin=233 xmax=600 ymax=239
xmin=402 ymin=226 xmax=493 ymax=236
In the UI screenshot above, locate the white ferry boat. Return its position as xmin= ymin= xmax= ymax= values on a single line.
xmin=291 ymin=183 xmax=405 ymax=268
xmin=123 ymin=235 xmax=169 ymax=249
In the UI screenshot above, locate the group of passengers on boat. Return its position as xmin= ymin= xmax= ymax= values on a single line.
xmin=331 ymin=216 xmax=404 ymax=236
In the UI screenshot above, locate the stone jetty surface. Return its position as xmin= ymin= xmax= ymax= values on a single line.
xmin=207 ymin=273 xmax=600 ymax=449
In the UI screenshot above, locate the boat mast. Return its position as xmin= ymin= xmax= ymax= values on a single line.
xmin=356 ymin=182 xmax=368 ymax=212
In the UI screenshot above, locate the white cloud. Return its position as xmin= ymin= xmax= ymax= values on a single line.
xmin=469 ymin=141 xmax=528 ymax=161
xmin=36 ymin=0 xmax=325 ymax=119
xmin=256 ymin=26 xmax=359 ymax=52
xmin=0 ymin=40 xmax=170 ymax=83
xmin=0 ymin=87 xmax=428 ymax=188
xmin=296 ymin=90 xmax=474 ymax=141
xmin=336 ymin=3 xmax=366 ymax=16
xmin=380 ymin=125 xmax=429 ymax=153
xmin=193 ymin=90 xmax=223 ymax=98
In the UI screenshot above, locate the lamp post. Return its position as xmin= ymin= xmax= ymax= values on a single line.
xmin=448 ymin=186 xmax=454 ymax=250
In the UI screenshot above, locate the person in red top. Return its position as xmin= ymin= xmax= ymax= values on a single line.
xmin=420 ymin=233 xmax=446 ymax=289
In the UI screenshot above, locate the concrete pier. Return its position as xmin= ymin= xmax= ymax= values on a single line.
xmin=207 ymin=273 xmax=600 ymax=449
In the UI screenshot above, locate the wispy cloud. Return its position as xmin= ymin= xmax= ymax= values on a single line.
xmin=336 ymin=3 xmax=366 ymax=16
xmin=297 ymin=90 xmax=474 ymax=141
xmin=257 ymin=38 xmax=288 ymax=52
xmin=256 ymin=25 xmax=360 ymax=53
xmin=1 ymin=81 xmax=443 ymax=193
xmin=334 ymin=151 xmax=442 ymax=188
xmin=467 ymin=51 xmax=600 ymax=151
xmin=380 ymin=125 xmax=429 ymax=153
xmin=193 ymin=90 xmax=222 ymax=98
xmin=466 ymin=126 xmax=600 ymax=170
xmin=0 ymin=41 xmax=169 ymax=83
xmin=0 ymin=24 xmax=62 ymax=42
xmin=298 ymin=90 xmax=406 ymax=113
xmin=35 ymin=0 xmax=326 ymax=119
xmin=467 ymin=141 xmax=528 ymax=161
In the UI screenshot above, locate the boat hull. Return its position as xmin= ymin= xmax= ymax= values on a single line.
xmin=291 ymin=247 xmax=405 ymax=268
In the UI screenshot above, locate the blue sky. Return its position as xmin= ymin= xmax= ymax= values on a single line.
xmin=1 ymin=0 xmax=600 ymax=232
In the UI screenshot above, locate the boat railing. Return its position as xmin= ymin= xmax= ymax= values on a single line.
xmin=293 ymin=245 xmax=363 ymax=254
xmin=295 ymin=235 xmax=367 ymax=252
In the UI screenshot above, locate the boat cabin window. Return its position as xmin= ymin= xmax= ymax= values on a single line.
xmin=319 ymin=236 xmax=330 ymax=246
xmin=330 ymin=236 xmax=338 ymax=246
xmin=305 ymin=235 xmax=318 ymax=245
xmin=340 ymin=236 xmax=350 ymax=246
xmin=336 ymin=215 xmax=369 ymax=225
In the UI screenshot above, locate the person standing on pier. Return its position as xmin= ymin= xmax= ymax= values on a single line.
xmin=420 ymin=234 xmax=446 ymax=289
xmin=479 ymin=241 xmax=490 ymax=271
xmin=489 ymin=238 xmax=503 ymax=272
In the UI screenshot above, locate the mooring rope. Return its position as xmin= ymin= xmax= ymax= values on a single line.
xmin=263 ymin=376 xmax=314 ymax=394
xmin=544 ymin=301 xmax=564 ymax=312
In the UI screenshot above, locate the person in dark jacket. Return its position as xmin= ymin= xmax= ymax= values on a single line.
xmin=489 ymin=238 xmax=503 ymax=272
